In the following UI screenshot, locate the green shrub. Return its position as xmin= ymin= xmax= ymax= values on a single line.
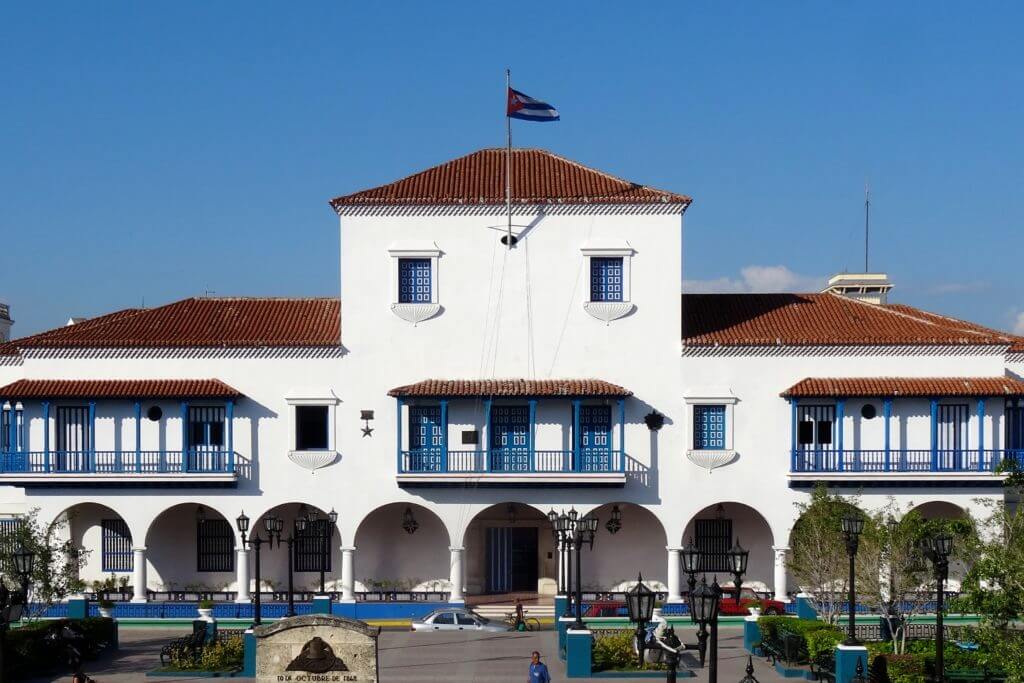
xmin=591 ymin=631 xmax=666 ymax=672
xmin=805 ymin=627 xmax=844 ymax=661
xmin=5 ymin=617 xmax=114 ymax=678
xmin=168 ymin=635 xmax=244 ymax=672
xmin=198 ymin=599 xmax=214 ymax=610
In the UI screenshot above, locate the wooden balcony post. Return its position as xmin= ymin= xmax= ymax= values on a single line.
xmin=440 ymin=399 xmax=449 ymax=473
xmin=88 ymin=401 xmax=96 ymax=473
xmin=836 ymin=399 xmax=845 ymax=472
xmin=180 ymin=401 xmax=189 ymax=473
xmin=883 ymin=399 xmax=892 ymax=472
xmin=618 ymin=398 xmax=626 ymax=472
xmin=930 ymin=398 xmax=939 ymax=471
xmin=483 ymin=399 xmax=492 ymax=472
xmin=977 ymin=398 xmax=986 ymax=471
xmin=527 ymin=399 xmax=536 ymax=472
xmin=790 ymin=399 xmax=798 ymax=470
xmin=42 ymin=401 xmax=50 ymax=473
xmin=395 ymin=397 xmax=404 ymax=473
xmin=226 ymin=399 xmax=235 ymax=473
xmin=572 ymin=399 xmax=581 ymax=473
xmin=134 ymin=401 xmax=142 ymax=473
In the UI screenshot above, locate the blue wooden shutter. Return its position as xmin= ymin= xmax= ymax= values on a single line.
xmin=590 ymin=257 xmax=624 ymax=302
xmin=693 ymin=405 xmax=726 ymax=449
xmin=398 ymin=258 xmax=432 ymax=303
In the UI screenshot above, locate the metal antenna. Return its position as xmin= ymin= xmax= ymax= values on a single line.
xmin=864 ymin=181 xmax=870 ymax=272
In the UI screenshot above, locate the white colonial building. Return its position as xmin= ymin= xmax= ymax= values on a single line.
xmin=0 ymin=148 xmax=1022 ymax=607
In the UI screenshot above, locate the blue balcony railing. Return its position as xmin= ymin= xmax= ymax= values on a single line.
xmin=0 ymin=450 xmax=236 ymax=474
xmin=399 ymin=448 xmax=625 ymax=474
xmin=791 ymin=448 xmax=1024 ymax=473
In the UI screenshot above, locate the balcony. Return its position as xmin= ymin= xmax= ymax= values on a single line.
xmin=390 ymin=378 xmax=632 ymax=487
xmin=790 ymin=448 xmax=1023 ymax=482
xmin=783 ymin=376 xmax=1024 ymax=486
xmin=0 ymin=449 xmax=238 ymax=486
xmin=0 ymin=378 xmax=243 ymax=487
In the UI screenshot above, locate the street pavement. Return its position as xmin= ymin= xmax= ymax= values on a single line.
xmin=23 ymin=625 xmax=784 ymax=682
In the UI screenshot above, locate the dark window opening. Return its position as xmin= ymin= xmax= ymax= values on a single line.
xmin=816 ymin=420 xmax=833 ymax=444
xmin=798 ymin=421 xmax=815 ymax=445
xmin=197 ymin=519 xmax=234 ymax=572
xmin=296 ymin=406 xmax=329 ymax=450
xmin=695 ymin=518 xmax=733 ymax=573
xmin=861 ymin=404 xmax=877 ymax=420
xmin=102 ymin=519 xmax=133 ymax=572
xmin=294 ymin=519 xmax=332 ymax=572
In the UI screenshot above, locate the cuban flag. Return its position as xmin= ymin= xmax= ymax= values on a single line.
xmin=507 ymin=87 xmax=560 ymax=122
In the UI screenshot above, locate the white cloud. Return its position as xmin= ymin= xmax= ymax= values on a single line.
xmin=683 ymin=265 xmax=826 ymax=294
xmin=1013 ymin=311 xmax=1024 ymax=335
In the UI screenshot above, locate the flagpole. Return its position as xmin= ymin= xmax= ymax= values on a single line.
xmin=505 ymin=68 xmax=512 ymax=249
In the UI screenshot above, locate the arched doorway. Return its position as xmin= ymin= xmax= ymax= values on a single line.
xmin=354 ymin=503 xmax=449 ymax=592
xmin=583 ymin=503 xmax=667 ymax=591
xmin=145 ymin=503 xmax=235 ymax=593
xmin=248 ymin=503 xmax=339 ymax=593
xmin=682 ymin=502 xmax=775 ymax=591
xmin=463 ymin=503 xmax=553 ymax=597
xmin=51 ymin=503 xmax=133 ymax=592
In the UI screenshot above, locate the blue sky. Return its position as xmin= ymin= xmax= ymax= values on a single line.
xmin=3 ymin=2 xmax=1023 ymax=337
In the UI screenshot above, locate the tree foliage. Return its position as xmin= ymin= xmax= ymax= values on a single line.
xmin=1 ymin=508 xmax=90 ymax=619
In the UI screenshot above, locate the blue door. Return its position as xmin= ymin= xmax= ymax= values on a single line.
xmin=490 ymin=406 xmax=529 ymax=471
xmin=579 ymin=406 xmax=612 ymax=472
xmin=409 ymin=406 xmax=443 ymax=472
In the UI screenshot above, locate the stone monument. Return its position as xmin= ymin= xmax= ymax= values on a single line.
xmin=253 ymin=614 xmax=380 ymax=683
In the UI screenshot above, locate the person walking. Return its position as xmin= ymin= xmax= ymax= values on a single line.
xmin=528 ymin=651 xmax=551 ymax=683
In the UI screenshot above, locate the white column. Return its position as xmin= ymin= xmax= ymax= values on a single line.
xmin=234 ymin=547 xmax=250 ymax=603
xmin=340 ymin=546 xmax=356 ymax=602
xmin=773 ymin=545 xmax=790 ymax=602
xmin=449 ymin=546 xmax=465 ymax=603
xmin=666 ymin=546 xmax=683 ymax=603
xmin=556 ymin=538 xmax=565 ymax=595
xmin=131 ymin=548 xmax=147 ymax=603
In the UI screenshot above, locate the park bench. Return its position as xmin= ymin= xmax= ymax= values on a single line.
xmin=159 ymin=621 xmax=210 ymax=666
xmin=945 ymin=670 xmax=1006 ymax=683
xmin=761 ymin=625 xmax=808 ymax=666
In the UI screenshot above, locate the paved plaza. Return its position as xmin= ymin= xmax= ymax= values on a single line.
xmin=23 ymin=625 xmax=786 ymax=682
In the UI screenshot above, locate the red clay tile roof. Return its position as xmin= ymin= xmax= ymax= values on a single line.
xmin=0 ymin=298 xmax=340 ymax=354
xmin=782 ymin=376 xmax=1024 ymax=398
xmin=330 ymin=148 xmax=691 ymax=209
xmin=681 ymin=293 xmax=1017 ymax=348
xmin=1010 ymin=338 xmax=1024 ymax=354
xmin=388 ymin=379 xmax=632 ymax=398
xmin=0 ymin=379 xmax=242 ymax=399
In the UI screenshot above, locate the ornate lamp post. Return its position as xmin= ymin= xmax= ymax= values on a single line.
xmin=840 ymin=512 xmax=865 ymax=645
xmin=237 ymin=511 xmax=279 ymax=626
xmin=659 ymin=625 xmax=683 ymax=683
xmin=571 ymin=515 xmax=598 ymax=630
xmin=921 ymin=533 xmax=953 ymax=683
xmin=689 ymin=575 xmax=721 ymax=682
xmin=681 ymin=538 xmax=701 ymax=602
xmin=553 ymin=511 xmax=575 ymax=618
xmin=625 ymin=572 xmax=656 ymax=668
xmin=1 ymin=544 xmax=34 ymax=682
xmin=727 ymin=539 xmax=749 ymax=605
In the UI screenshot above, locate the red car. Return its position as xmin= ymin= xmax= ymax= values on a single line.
xmin=714 ymin=587 xmax=787 ymax=616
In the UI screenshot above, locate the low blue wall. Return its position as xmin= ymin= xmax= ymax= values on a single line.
xmin=331 ymin=601 xmax=449 ymax=620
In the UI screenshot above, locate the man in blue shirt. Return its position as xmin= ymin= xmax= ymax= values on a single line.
xmin=529 ymin=651 xmax=551 ymax=683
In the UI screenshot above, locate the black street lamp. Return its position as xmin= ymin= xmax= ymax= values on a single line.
xmin=571 ymin=515 xmax=598 ymax=630
xmin=921 ymin=533 xmax=953 ymax=683
xmin=625 ymin=572 xmax=656 ymax=668
xmin=1 ymin=544 xmax=33 ymax=683
xmin=681 ymin=538 xmax=701 ymax=603
xmin=552 ymin=511 xmax=575 ymax=618
xmin=689 ymin=575 xmax=721 ymax=682
xmin=237 ymin=511 xmax=279 ymax=626
xmin=841 ymin=512 xmax=865 ymax=646
xmin=547 ymin=509 xmax=565 ymax=597
xmin=727 ymin=539 xmax=749 ymax=605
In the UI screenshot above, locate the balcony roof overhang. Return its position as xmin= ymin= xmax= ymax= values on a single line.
xmin=781 ymin=376 xmax=1024 ymax=399
xmin=0 ymin=379 xmax=243 ymax=400
xmin=388 ymin=378 xmax=632 ymax=399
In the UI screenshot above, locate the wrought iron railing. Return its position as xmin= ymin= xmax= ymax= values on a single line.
xmin=399 ymin=448 xmax=625 ymax=474
xmin=0 ymin=450 xmax=236 ymax=474
xmin=791 ymin=448 xmax=1023 ymax=473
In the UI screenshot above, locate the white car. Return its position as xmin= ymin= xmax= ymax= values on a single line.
xmin=410 ymin=608 xmax=510 ymax=632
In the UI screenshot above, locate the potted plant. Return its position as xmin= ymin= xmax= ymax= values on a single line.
xmin=197 ymin=598 xmax=215 ymax=622
xmin=98 ymin=599 xmax=115 ymax=618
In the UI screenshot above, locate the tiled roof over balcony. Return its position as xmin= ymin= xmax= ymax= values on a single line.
xmin=388 ymin=378 xmax=632 ymax=398
xmin=329 ymin=148 xmax=692 ymax=209
xmin=781 ymin=376 xmax=1024 ymax=398
xmin=0 ymin=378 xmax=242 ymax=399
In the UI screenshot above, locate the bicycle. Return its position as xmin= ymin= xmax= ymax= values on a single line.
xmin=503 ymin=612 xmax=542 ymax=631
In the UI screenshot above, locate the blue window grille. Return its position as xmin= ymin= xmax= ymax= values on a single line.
xmin=197 ymin=519 xmax=234 ymax=572
xmin=580 ymin=406 xmax=612 ymax=471
xmin=0 ymin=518 xmax=22 ymax=572
xmin=0 ymin=408 xmax=23 ymax=452
xmin=408 ymin=406 xmax=443 ymax=472
xmin=101 ymin=519 xmax=133 ymax=572
xmin=0 ymin=409 xmax=8 ymax=452
xmin=398 ymin=258 xmax=432 ymax=304
xmin=490 ymin=406 xmax=530 ymax=472
xmin=693 ymin=405 xmax=726 ymax=449
xmin=590 ymin=257 xmax=624 ymax=302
